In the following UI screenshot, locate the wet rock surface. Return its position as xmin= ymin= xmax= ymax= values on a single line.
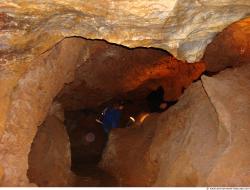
xmin=100 ymin=63 xmax=250 ymax=186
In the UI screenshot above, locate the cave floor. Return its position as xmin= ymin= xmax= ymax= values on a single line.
xmin=72 ymin=163 xmax=119 ymax=187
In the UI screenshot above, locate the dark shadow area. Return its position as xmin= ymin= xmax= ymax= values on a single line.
xmin=40 ymin=36 xmax=204 ymax=186
xmin=64 ymin=109 xmax=118 ymax=186
xmin=63 ymin=84 xmax=180 ymax=186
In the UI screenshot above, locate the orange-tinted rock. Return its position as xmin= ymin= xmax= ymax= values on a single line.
xmin=57 ymin=40 xmax=205 ymax=110
xmin=152 ymin=57 xmax=205 ymax=100
xmin=0 ymin=36 xmax=204 ymax=186
xmin=27 ymin=113 xmax=73 ymax=186
xmin=203 ymin=17 xmax=250 ymax=72
xmin=100 ymin=63 xmax=250 ymax=186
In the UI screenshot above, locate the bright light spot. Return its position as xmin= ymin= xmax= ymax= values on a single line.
xmin=96 ymin=119 xmax=103 ymax=124
xmin=139 ymin=113 xmax=150 ymax=123
xmin=129 ymin=116 xmax=136 ymax=122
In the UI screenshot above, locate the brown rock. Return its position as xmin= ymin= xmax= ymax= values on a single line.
xmin=99 ymin=114 xmax=160 ymax=186
xmin=0 ymin=36 xmax=204 ymax=186
xmin=150 ymin=81 xmax=224 ymax=186
xmin=203 ymin=17 xmax=250 ymax=72
xmin=202 ymin=64 xmax=250 ymax=186
xmin=1 ymin=1 xmax=250 ymax=64
xmin=0 ymin=38 xmax=86 ymax=186
xmin=100 ymin=63 xmax=250 ymax=186
xmin=27 ymin=114 xmax=73 ymax=186
xmin=57 ymin=40 xmax=205 ymax=110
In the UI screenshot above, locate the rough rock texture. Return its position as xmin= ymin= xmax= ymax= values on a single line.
xmin=203 ymin=17 xmax=250 ymax=72
xmin=100 ymin=63 xmax=250 ymax=186
xmin=27 ymin=102 xmax=73 ymax=187
xmin=99 ymin=114 xmax=160 ymax=186
xmin=57 ymin=40 xmax=205 ymax=110
xmin=1 ymin=1 xmax=250 ymax=64
xmin=0 ymin=35 xmax=204 ymax=186
xmin=0 ymin=38 xmax=86 ymax=186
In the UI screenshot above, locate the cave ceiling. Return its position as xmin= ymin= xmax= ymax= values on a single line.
xmin=1 ymin=0 xmax=250 ymax=64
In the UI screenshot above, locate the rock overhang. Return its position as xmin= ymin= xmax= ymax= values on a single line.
xmin=1 ymin=0 xmax=250 ymax=64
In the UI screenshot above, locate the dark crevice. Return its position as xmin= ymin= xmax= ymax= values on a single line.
xmin=27 ymin=36 xmax=205 ymax=187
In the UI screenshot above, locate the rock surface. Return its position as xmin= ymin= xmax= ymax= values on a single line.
xmin=0 ymin=36 xmax=204 ymax=186
xmin=0 ymin=1 xmax=250 ymax=64
xmin=0 ymin=1 xmax=249 ymax=184
xmin=203 ymin=17 xmax=250 ymax=72
xmin=57 ymin=40 xmax=205 ymax=110
xmin=99 ymin=114 xmax=160 ymax=186
xmin=0 ymin=38 xmax=86 ymax=186
xmin=100 ymin=63 xmax=250 ymax=186
xmin=27 ymin=102 xmax=73 ymax=187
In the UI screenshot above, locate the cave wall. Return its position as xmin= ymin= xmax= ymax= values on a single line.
xmin=0 ymin=1 xmax=249 ymax=186
xmin=0 ymin=38 xmax=86 ymax=186
xmin=0 ymin=35 xmax=205 ymax=186
xmin=100 ymin=63 xmax=250 ymax=186
xmin=99 ymin=114 xmax=160 ymax=186
xmin=1 ymin=1 xmax=250 ymax=65
xmin=203 ymin=17 xmax=250 ymax=72
xmin=27 ymin=102 xmax=73 ymax=187
xmin=57 ymin=41 xmax=205 ymax=110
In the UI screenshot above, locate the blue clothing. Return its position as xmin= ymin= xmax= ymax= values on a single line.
xmin=102 ymin=107 xmax=122 ymax=133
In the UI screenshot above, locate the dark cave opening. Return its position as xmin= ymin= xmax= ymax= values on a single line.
xmin=27 ymin=37 xmax=205 ymax=187
xmin=58 ymin=41 xmax=205 ymax=186
xmin=63 ymin=85 xmax=180 ymax=186
xmin=65 ymin=84 xmax=176 ymax=164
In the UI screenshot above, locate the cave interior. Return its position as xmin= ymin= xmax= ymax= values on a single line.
xmin=0 ymin=4 xmax=249 ymax=187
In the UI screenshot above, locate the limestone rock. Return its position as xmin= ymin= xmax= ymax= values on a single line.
xmin=0 ymin=38 xmax=86 ymax=186
xmin=27 ymin=114 xmax=73 ymax=186
xmin=0 ymin=36 xmax=204 ymax=186
xmin=201 ymin=64 xmax=250 ymax=186
xmin=99 ymin=114 xmax=160 ymax=186
xmin=203 ymin=17 xmax=250 ymax=72
xmin=1 ymin=0 xmax=250 ymax=65
xmin=57 ymin=40 xmax=205 ymax=110
xmin=100 ymin=63 xmax=250 ymax=186
xmin=150 ymin=81 xmax=223 ymax=186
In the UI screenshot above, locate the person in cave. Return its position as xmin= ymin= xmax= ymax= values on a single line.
xmin=98 ymin=101 xmax=124 ymax=134
xmin=146 ymin=86 xmax=168 ymax=113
